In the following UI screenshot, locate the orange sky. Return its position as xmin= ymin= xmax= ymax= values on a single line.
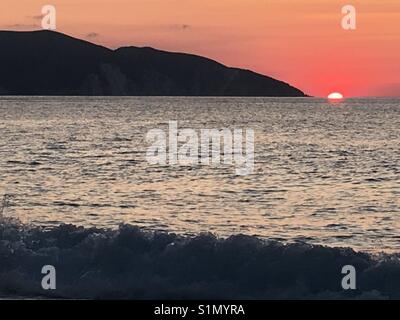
xmin=1 ymin=0 xmax=399 ymax=97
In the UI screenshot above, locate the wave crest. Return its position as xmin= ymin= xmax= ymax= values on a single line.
xmin=1 ymin=217 xmax=399 ymax=299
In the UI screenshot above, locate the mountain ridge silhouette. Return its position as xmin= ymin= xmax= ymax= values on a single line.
xmin=0 ymin=30 xmax=306 ymax=96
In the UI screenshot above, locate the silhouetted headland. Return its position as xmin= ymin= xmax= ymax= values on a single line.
xmin=0 ymin=30 xmax=306 ymax=96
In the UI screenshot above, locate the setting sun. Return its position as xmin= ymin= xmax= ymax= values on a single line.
xmin=328 ymin=92 xmax=344 ymax=100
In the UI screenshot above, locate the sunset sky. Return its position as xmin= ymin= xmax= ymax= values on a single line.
xmin=1 ymin=0 xmax=399 ymax=97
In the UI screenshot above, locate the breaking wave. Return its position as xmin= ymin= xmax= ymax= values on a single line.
xmin=1 ymin=215 xmax=400 ymax=299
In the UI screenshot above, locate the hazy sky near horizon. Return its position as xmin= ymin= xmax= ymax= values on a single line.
xmin=1 ymin=0 xmax=399 ymax=97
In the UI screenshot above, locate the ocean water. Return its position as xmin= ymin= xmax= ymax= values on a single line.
xmin=0 ymin=96 xmax=399 ymax=252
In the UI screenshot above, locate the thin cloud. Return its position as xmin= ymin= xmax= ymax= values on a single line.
xmin=5 ymin=23 xmax=40 ymax=29
xmin=170 ymin=24 xmax=191 ymax=31
xmin=28 ymin=15 xmax=43 ymax=20
xmin=86 ymin=32 xmax=100 ymax=39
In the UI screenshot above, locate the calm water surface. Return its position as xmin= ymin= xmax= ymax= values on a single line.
xmin=0 ymin=97 xmax=399 ymax=252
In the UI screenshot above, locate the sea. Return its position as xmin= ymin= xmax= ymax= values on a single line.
xmin=0 ymin=96 xmax=399 ymax=253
